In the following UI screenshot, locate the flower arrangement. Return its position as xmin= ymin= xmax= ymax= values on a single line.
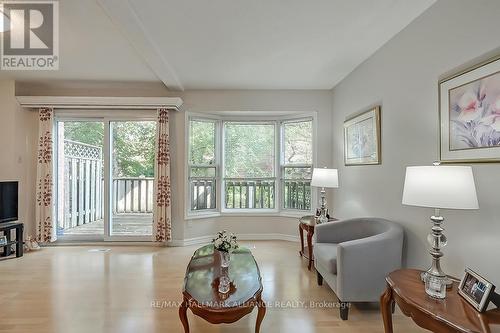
xmin=212 ymin=230 xmax=238 ymax=253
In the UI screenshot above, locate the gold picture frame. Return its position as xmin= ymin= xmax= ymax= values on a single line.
xmin=439 ymin=54 xmax=500 ymax=163
xmin=343 ymin=106 xmax=381 ymax=166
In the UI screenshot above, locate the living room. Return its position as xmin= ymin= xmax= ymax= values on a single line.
xmin=1 ymin=0 xmax=500 ymax=332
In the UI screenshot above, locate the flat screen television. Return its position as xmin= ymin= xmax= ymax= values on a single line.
xmin=0 ymin=181 xmax=18 ymax=223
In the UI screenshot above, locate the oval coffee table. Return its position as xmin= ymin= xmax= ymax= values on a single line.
xmin=179 ymin=245 xmax=266 ymax=333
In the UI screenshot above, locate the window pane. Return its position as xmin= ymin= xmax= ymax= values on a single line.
xmin=191 ymin=179 xmax=216 ymax=210
xmin=283 ymin=179 xmax=311 ymax=210
xmin=283 ymin=120 xmax=312 ymax=165
xmin=111 ymin=121 xmax=156 ymax=236
xmin=225 ymin=180 xmax=275 ymax=209
xmin=284 ymin=166 xmax=312 ymax=179
xmin=189 ymin=120 xmax=215 ymax=165
xmin=56 ymin=121 xmax=104 ymax=237
xmin=224 ymin=123 xmax=275 ymax=178
xmin=283 ymin=166 xmax=312 ymax=211
xmin=190 ymin=167 xmax=216 ymax=178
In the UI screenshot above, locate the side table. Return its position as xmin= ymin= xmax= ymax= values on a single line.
xmin=298 ymin=215 xmax=337 ymax=270
xmin=381 ymin=269 xmax=500 ymax=333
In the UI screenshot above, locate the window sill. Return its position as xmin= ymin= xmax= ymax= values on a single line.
xmin=185 ymin=210 xmax=313 ymax=221
xmin=185 ymin=211 xmax=221 ymax=220
xmin=279 ymin=211 xmax=314 ymax=219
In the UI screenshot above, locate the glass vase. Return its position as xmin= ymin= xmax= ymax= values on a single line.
xmin=218 ymin=275 xmax=230 ymax=294
xmin=219 ymin=250 xmax=230 ymax=268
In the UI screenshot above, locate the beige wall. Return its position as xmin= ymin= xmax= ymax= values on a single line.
xmin=15 ymin=83 xmax=333 ymax=242
xmin=0 ymin=80 xmax=38 ymax=237
xmin=331 ymin=0 xmax=500 ymax=282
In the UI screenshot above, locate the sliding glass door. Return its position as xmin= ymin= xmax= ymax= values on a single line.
xmin=56 ymin=117 xmax=156 ymax=241
xmin=109 ymin=121 xmax=156 ymax=238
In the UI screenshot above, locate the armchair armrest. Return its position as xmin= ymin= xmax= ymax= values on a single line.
xmin=335 ymin=228 xmax=403 ymax=302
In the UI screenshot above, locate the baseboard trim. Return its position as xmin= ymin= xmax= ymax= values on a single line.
xmin=44 ymin=234 xmax=299 ymax=247
xmin=169 ymin=233 xmax=299 ymax=247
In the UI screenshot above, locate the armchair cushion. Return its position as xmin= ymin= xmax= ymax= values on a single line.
xmin=313 ymin=243 xmax=338 ymax=275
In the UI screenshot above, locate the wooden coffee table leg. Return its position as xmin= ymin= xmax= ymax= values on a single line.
xmin=255 ymin=297 xmax=266 ymax=333
xmin=380 ymin=285 xmax=394 ymax=333
xmin=179 ymin=299 xmax=190 ymax=333
xmin=306 ymin=228 xmax=314 ymax=270
xmin=299 ymin=224 xmax=304 ymax=256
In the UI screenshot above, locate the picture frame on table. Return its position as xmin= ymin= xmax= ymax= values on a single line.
xmin=439 ymin=54 xmax=500 ymax=162
xmin=458 ymin=268 xmax=496 ymax=312
xmin=343 ymin=106 xmax=381 ymax=166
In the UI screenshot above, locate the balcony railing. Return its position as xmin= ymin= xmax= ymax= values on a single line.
xmin=190 ymin=178 xmax=216 ymax=211
xmin=225 ymin=179 xmax=276 ymax=209
xmin=113 ymin=177 xmax=154 ymax=214
xmin=190 ymin=178 xmax=312 ymax=211
xmin=283 ymin=180 xmax=311 ymax=210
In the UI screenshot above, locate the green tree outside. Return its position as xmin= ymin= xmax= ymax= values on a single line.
xmin=64 ymin=121 xmax=156 ymax=177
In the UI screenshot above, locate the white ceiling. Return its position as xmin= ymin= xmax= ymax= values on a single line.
xmin=0 ymin=0 xmax=158 ymax=82
xmin=1 ymin=0 xmax=436 ymax=90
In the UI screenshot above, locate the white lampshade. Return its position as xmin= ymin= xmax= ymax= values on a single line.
xmin=402 ymin=166 xmax=479 ymax=210
xmin=311 ymin=168 xmax=339 ymax=188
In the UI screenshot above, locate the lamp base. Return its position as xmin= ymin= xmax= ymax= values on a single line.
xmin=318 ymin=214 xmax=329 ymax=224
xmin=421 ymin=210 xmax=453 ymax=292
xmin=318 ymin=187 xmax=328 ymax=224
xmin=420 ymin=271 xmax=453 ymax=289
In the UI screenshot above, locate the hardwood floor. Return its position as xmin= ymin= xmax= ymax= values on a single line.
xmin=0 ymin=241 xmax=425 ymax=333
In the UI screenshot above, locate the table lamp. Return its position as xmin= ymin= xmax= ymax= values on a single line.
xmin=402 ymin=164 xmax=479 ymax=294
xmin=311 ymin=168 xmax=339 ymax=223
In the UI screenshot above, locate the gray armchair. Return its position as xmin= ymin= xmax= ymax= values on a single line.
xmin=313 ymin=218 xmax=404 ymax=320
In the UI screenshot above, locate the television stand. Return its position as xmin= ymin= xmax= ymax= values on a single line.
xmin=0 ymin=222 xmax=23 ymax=258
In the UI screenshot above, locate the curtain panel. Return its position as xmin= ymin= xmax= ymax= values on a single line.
xmin=36 ymin=107 xmax=56 ymax=243
xmin=153 ymin=108 xmax=172 ymax=242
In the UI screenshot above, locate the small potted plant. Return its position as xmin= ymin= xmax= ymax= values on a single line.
xmin=212 ymin=230 xmax=238 ymax=267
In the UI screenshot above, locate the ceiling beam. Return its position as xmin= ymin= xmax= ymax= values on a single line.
xmin=97 ymin=0 xmax=184 ymax=91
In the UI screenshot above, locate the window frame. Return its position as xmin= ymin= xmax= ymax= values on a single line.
xmin=186 ymin=115 xmax=221 ymax=218
xmin=185 ymin=112 xmax=317 ymax=220
xmin=280 ymin=117 xmax=314 ymax=214
xmin=221 ymin=120 xmax=279 ymax=214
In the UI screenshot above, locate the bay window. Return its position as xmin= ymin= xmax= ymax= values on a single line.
xmin=187 ymin=114 xmax=314 ymax=217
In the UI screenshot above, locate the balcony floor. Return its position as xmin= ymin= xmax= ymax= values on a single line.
xmin=61 ymin=214 xmax=153 ymax=236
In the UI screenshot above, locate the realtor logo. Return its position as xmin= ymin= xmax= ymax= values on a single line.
xmin=1 ymin=1 xmax=59 ymax=70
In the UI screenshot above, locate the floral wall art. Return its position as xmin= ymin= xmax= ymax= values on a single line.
xmin=440 ymin=56 xmax=500 ymax=162
xmin=343 ymin=106 xmax=381 ymax=165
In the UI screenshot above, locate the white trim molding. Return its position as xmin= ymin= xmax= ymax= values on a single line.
xmin=16 ymin=96 xmax=183 ymax=110
xmin=168 ymin=233 xmax=299 ymax=247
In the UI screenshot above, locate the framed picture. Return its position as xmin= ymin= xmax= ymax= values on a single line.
xmin=458 ymin=268 xmax=495 ymax=312
xmin=0 ymin=236 xmax=6 ymax=246
xmin=439 ymin=55 xmax=500 ymax=162
xmin=344 ymin=106 xmax=381 ymax=165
